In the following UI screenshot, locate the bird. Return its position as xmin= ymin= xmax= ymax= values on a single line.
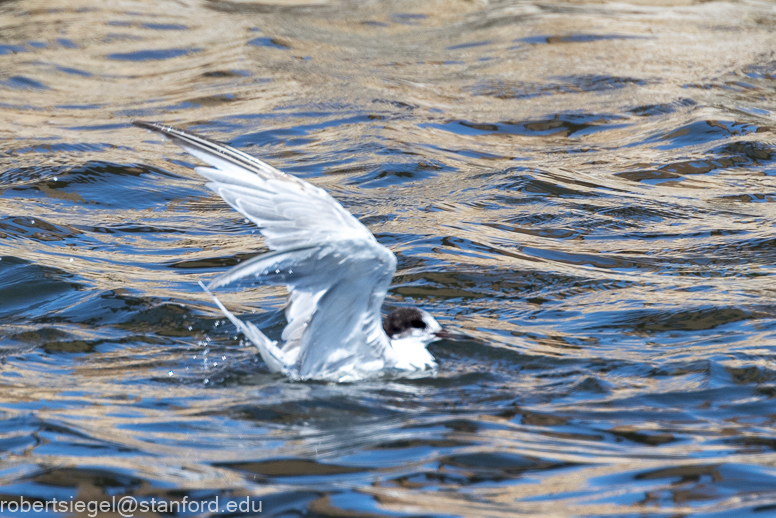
xmin=133 ymin=120 xmax=450 ymax=382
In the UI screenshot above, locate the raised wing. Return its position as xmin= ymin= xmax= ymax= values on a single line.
xmin=134 ymin=121 xmax=397 ymax=379
xmin=133 ymin=120 xmax=375 ymax=252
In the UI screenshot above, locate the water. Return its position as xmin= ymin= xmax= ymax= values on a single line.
xmin=2 ymin=0 xmax=776 ymax=515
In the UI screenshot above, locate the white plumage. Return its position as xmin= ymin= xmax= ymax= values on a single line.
xmin=134 ymin=121 xmax=445 ymax=382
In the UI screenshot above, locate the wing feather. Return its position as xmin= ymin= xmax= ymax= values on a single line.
xmin=296 ymin=242 xmax=395 ymax=379
xmin=134 ymin=120 xmax=373 ymax=251
xmin=207 ymin=245 xmax=324 ymax=290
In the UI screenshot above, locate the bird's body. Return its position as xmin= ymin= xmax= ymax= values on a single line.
xmin=134 ymin=121 xmax=444 ymax=382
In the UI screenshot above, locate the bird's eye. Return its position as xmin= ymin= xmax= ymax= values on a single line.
xmin=410 ymin=320 xmax=426 ymax=329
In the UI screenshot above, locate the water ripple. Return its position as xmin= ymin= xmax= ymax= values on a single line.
xmin=2 ymin=0 xmax=776 ymax=515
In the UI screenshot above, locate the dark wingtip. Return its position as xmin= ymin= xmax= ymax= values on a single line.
xmin=131 ymin=121 xmax=213 ymax=146
xmin=132 ymin=120 xmax=167 ymax=133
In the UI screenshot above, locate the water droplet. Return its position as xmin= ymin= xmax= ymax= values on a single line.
xmin=275 ymin=269 xmax=280 ymax=274
xmin=221 ymin=355 xmax=226 ymax=360
xmin=204 ymin=378 xmax=209 ymax=384
xmin=52 ymin=176 xmax=58 ymax=181
xmin=168 ymin=370 xmax=174 ymax=377
xmin=288 ymin=269 xmax=293 ymax=274
xmin=69 ymin=258 xmax=74 ymax=262
xmin=188 ymin=326 xmax=193 ymax=331
xmin=30 ymin=220 xmax=35 ymax=224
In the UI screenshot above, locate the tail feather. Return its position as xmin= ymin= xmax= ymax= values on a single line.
xmin=198 ymin=281 xmax=293 ymax=376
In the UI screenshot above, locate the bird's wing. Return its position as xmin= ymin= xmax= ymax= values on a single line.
xmin=283 ymin=240 xmax=396 ymax=379
xmin=133 ymin=120 xmax=375 ymax=251
xmin=134 ymin=121 xmax=396 ymax=379
xmin=210 ymin=239 xmax=397 ymax=379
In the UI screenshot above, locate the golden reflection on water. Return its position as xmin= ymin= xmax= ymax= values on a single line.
xmin=2 ymin=0 xmax=776 ymax=515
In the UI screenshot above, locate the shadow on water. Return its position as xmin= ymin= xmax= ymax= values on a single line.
xmin=2 ymin=0 xmax=776 ymax=516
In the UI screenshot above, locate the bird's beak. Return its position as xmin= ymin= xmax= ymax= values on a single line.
xmin=434 ymin=328 xmax=469 ymax=341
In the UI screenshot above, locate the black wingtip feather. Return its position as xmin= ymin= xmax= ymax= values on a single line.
xmin=132 ymin=120 xmax=164 ymax=132
xmin=132 ymin=120 xmax=191 ymax=140
xmin=132 ymin=120 xmax=305 ymax=185
xmin=132 ymin=120 xmax=231 ymax=149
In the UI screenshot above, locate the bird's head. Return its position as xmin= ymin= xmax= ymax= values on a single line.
xmin=383 ymin=307 xmax=447 ymax=347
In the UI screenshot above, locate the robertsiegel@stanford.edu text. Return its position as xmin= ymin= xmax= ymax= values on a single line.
xmin=0 ymin=495 xmax=262 ymax=517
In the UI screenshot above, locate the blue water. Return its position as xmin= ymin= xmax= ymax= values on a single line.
xmin=2 ymin=0 xmax=776 ymax=516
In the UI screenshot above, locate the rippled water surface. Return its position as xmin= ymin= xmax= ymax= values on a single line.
xmin=3 ymin=0 xmax=776 ymax=515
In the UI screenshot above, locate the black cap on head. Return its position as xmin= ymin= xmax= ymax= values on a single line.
xmin=383 ymin=307 xmax=427 ymax=338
